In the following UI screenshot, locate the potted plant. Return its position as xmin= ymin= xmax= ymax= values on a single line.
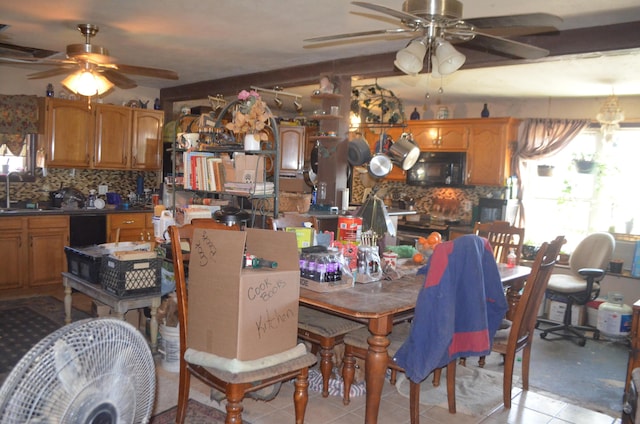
xmin=522 ymin=241 xmax=539 ymax=260
xmin=573 ymin=153 xmax=597 ymax=174
xmin=537 ymin=164 xmax=554 ymax=177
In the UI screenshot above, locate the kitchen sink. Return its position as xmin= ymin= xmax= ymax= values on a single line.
xmin=0 ymin=208 xmax=19 ymax=213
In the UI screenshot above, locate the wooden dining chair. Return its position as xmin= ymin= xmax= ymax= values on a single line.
xmin=473 ymin=220 xmax=525 ymax=264
xmin=462 ymin=220 xmax=525 ymax=367
xmin=266 ymin=212 xmax=365 ymax=397
xmin=342 ymin=235 xmax=508 ymax=421
xmin=491 ymin=235 xmax=565 ymax=408
xmin=168 ymin=222 xmax=317 ymax=424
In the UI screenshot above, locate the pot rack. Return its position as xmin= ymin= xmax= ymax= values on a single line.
xmin=250 ymin=85 xmax=301 ymax=102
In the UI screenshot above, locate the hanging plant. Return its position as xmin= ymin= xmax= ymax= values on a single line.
xmin=573 ymin=153 xmax=597 ymax=174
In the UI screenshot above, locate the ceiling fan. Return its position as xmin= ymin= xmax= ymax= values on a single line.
xmin=304 ymin=0 xmax=562 ymax=75
xmin=0 ymin=23 xmax=178 ymax=95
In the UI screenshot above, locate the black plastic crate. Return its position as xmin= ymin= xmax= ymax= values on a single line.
xmin=65 ymin=246 xmax=107 ymax=284
xmin=100 ymin=256 xmax=161 ymax=297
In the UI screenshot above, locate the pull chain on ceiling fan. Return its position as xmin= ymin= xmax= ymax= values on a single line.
xmin=304 ymin=0 xmax=562 ymax=76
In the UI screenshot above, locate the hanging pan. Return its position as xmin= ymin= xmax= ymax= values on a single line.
xmin=368 ymin=152 xmax=393 ymax=178
xmin=347 ymin=136 xmax=372 ymax=166
xmin=388 ymin=133 xmax=420 ymax=170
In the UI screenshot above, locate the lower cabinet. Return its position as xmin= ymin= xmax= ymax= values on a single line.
xmin=107 ymin=212 xmax=153 ymax=243
xmin=0 ymin=215 xmax=69 ymax=295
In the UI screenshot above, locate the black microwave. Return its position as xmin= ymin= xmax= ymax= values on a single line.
xmin=406 ymin=151 xmax=466 ymax=186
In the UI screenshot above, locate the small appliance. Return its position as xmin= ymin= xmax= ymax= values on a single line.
xmin=406 ymin=151 xmax=466 ymax=186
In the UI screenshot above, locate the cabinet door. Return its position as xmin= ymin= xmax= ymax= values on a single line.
xmin=44 ymin=98 xmax=93 ymax=167
xmin=279 ymin=126 xmax=305 ymax=176
xmin=439 ymin=125 xmax=469 ymax=150
xmin=28 ymin=216 xmax=69 ymax=287
xmin=107 ymin=213 xmax=146 ymax=242
xmin=131 ymin=110 xmax=163 ymax=170
xmin=0 ymin=217 xmax=26 ymax=290
xmin=407 ymin=121 xmax=468 ymax=151
xmin=467 ymin=121 xmax=517 ymax=186
xmin=94 ymin=104 xmax=132 ymax=169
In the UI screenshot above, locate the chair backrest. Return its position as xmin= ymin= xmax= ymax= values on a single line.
xmin=168 ymin=222 xmax=240 ymax=359
xmin=568 ymin=232 xmax=615 ymax=277
xmin=474 ymin=220 xmax=525 ymax=263
xmin=509 ymin=235 xmax=565 ymax=346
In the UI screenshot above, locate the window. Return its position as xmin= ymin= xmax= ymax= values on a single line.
xmin=522 ymin=126 xmax=640 ymax=252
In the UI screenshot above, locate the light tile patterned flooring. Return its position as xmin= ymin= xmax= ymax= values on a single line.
xmin=155 ymin=359 xmax=622 ymax=424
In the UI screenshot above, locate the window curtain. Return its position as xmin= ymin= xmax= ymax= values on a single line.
xmin=0 ymin=94 xmax=39 ymax=156
xmin=512 ymin=118 xmax=590 ymax=227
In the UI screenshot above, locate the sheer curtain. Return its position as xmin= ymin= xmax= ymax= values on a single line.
xmin=512 ymin=118 xmax=590 ymax=226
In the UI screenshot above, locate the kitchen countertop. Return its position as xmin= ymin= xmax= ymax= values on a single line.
xmin=0 ymin=206 xmax=153 ymax=217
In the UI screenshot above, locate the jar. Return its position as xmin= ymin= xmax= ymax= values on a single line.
xmin=597 ymin=292 xmax=632 ymax=340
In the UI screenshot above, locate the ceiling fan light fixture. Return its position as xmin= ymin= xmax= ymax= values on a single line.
xmin=596 ymin=94 xmax=625 ymax=141
xmin=62 ymin=70 xmax=113 ymax=97
xmin=434 ymin=39 xmax=466 ymax=75
xmin=394 ymin=39 xmax=427 ymax=75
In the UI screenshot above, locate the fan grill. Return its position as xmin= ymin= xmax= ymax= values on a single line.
xmin=0 ymin=318 xmax=155 ymax=424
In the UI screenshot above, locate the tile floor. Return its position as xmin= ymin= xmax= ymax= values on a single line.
xmin=64 ymin=293 xmax=623 ymax=424
xmin=154 ymin=358 xmax=622 ymax=424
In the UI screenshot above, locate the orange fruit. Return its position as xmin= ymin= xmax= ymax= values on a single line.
xmin=427 ymin=232 xmax=442 ymax=245
xmin=413 ymin=252 xmax=425 ymax=264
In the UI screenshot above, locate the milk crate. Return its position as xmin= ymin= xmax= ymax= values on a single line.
xmin=64 ymin=246 xmax=106 ymax=284
xmin=100 ymin=255 xmax=161 ymax=297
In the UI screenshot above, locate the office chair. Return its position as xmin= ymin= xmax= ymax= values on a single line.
xmin=536 ymin=232 xmax=615 ymax=346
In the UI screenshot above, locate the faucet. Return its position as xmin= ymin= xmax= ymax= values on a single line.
xmin=5 ymin=172 xmax=22 ymax=209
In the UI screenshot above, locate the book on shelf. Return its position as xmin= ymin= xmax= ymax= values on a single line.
xmin=223 ymin=181 xmax=274 ymax=195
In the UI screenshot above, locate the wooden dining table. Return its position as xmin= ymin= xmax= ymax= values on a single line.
xmin=298 ymin=263 xmax=531 ymax=424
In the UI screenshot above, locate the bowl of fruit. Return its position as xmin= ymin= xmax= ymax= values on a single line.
xmin=412 ymin=231 xmax=442 ymax=265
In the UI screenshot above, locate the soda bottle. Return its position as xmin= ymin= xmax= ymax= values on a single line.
xmin=507 ymin=248 xmax=517 ymax=268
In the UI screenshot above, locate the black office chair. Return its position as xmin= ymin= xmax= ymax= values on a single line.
xmin=536 ymin=232 xmax=615 ymax=346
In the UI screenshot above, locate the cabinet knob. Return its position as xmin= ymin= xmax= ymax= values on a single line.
xmin=123 ymin=220 xmax=135 ymax=224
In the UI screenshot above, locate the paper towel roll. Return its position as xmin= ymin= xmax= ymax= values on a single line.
xmin=341 ymin=188 xmax=349 ymax=211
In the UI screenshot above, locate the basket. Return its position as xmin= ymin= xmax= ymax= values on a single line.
xmin=265 ymin=192 xmax=312 ymax=213
xmin=100 ymin=256 xmax=161 ymax=297
xmin=65 ymin=246 xmax=106 ymax=284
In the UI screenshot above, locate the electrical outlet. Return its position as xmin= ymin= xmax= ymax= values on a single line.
xmin=98 ymin=185 xmax=108 ymax=195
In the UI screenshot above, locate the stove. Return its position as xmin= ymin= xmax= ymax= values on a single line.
xmin=395 ymin=221 xmax=450 ymax=245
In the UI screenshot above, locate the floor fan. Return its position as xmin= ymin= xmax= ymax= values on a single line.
xmin=0 ymin=318 xmax=156 ymax=423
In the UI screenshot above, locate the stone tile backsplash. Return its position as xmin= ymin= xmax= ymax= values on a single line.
xmin=6 ymin=168 xmax=159 ymax=204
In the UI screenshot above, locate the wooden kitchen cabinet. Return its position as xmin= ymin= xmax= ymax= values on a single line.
xmin=407 ymin=121 xmax=469 ymax=151
xmin=107 ymin=212 xmax=153 ymax=242
xmin=279 ymin=125 xmax=306 ymax=176
xmin=94 ymin=103 xmax=132 ymax=169
xmin=131 ymin=109 xmax=163 ymax=170
xmin=0 ymin=215 xmax=68 ymax=295
xmin=28 ymin=216 xmax=70 ymax=287
xmin=0 ymin=217 xmax=27 ymax=291
xmin=466 ymin=118 xmax=520 ymax=186
xmin=41 ymin=98 xmax=163 ymax=170
xmin=42 ymin=97 xmax=93 ymax=167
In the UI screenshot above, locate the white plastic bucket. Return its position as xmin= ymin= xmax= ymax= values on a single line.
xmin=154 ymin=210 xmax=175 ymax=241
xmin=159 ymin=324 xmax=180 ymax=373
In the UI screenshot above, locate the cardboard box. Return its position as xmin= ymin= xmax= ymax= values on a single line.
xmin=187 ymin=228 xmax=300 ymax=361
xmin=547 ymin=299 xmax=585 ymax=326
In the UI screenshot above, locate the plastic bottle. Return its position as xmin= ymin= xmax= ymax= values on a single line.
xmin=316 ymin=254 xmax=328 ymax=283
xmin=251 ymin=257 xmax=278 ymax=269
xmin=507 ymin=248 xmax=517 ymax=268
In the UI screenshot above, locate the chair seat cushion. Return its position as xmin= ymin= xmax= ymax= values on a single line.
xmin=298 ymin=306 xmax=365 ymax=337
xmin=185 ymin=343 xmax=313 ymax=374
xmin=547 ymin=274 xmax=600 ymax=294
xmin=344 ymin=322 xmax=412 ymax=356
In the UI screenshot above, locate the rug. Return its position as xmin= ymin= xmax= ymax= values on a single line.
xmin=151 ymin=399 xmax=250 ymax=424
xmin=0 ymin=296 xmax=91 ymax=377
xmin=395 ymin=365 xmax=514 ymax=417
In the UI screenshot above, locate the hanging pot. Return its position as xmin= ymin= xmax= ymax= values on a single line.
xmin=347 ymin=136 xmax=372 ymax=166
xmin=368 ymin=153 xmax=393 ymax=178
xmin=388 ymin=134 xmax=420 ymax=170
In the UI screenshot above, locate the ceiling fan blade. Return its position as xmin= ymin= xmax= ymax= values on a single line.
xmin=99 ymin=69 xmax=138 ymax=89
xmin=460 ymin=30 xmax=550 ymax=59
xmin=0 ymin=56 xmax=75 ymax=65
xmin=465 ymin=13 xmax=563 ymax=30
xmin=27 ymin=67 xmax=76 ymax=79
xmin=352 ymin=1 xmax=429 ymax=25
xmin=109 ymin=63 xmax=178 ymax=80
xmin=304 ymin=28 xmax=416 ymax=43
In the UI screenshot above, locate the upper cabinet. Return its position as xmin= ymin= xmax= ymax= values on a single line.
xmin=405 ymin=121 xmax=469 ymax=151
xmin=466 ymin=118 xmax=520 ymax=186
xmin=41 ymin=98 xmax=164 ymax=170
xmin=131 ymin=110 xmax=163 ymax=170
xmin=279 ymin=125 xmax=306 ymax=176
xmin=43 ymin=98 xmax=93 ymax=167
